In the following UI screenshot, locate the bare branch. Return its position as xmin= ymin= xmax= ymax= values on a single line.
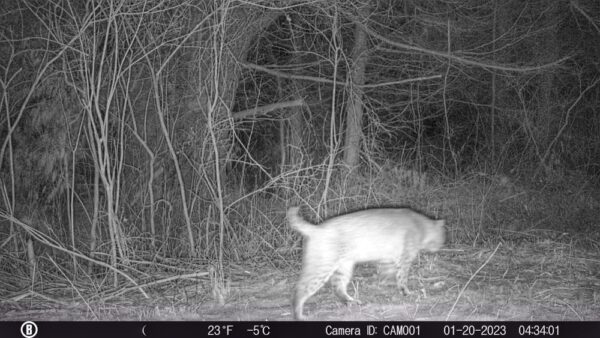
xmin=242 ymin=62 xmax=440 ymax=88
xmin=360 ymin=22 xmax=570 ymax=73
xmin=233 ymin=98 xmax=305 ymax=120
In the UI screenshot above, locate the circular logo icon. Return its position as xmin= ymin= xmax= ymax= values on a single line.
xmin=20 ymin=321 xmax=38 ymax=338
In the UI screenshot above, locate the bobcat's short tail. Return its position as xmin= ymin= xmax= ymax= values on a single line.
xmin=287 ymin=206 xmax=316 ymax=236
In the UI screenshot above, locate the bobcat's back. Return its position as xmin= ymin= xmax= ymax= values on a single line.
xmin=287 ymin=206 xmax=445 ymax=320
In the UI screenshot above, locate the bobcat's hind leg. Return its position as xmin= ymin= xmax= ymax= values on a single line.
xmin=331 ymin=260 xmax=361 ymax=305
xmin=293 ymin=262 xmax=336 ymax=320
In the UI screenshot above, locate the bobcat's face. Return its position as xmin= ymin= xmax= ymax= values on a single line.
xmin=422 ymin=219 xmax=445 ymax=253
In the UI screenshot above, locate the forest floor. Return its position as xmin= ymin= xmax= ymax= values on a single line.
xmin=1 ymin=238 xmax=599 ymax=321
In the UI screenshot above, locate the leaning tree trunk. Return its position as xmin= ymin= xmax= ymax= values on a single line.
xmin=184 ymin=6 xmax=280 ymax=172
xmin=535 ymin=0 xmax=563 ymax=175
xmin=180 ymin=5 xmax=280 ymax=257
xmin=284 ymin=13 xmax=310 ymax=170
xmin=343 ymin=6 xmax=370 ymax=169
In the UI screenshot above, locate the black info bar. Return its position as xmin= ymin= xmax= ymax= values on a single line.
xmin=2 ymin=321 xmax=598 ymax=338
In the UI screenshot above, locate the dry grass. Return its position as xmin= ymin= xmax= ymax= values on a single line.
xmin=1 ymin=166 xmax=599 ymax=320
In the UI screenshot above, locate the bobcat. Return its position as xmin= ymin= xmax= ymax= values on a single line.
xmin=287 ymin=206 xmax=445 ymax=320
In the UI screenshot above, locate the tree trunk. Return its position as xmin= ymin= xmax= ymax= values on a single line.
xmin=343 ymin=7 xmax=370 ymax=169
xmin=285 ymin=13 xmax=308 ymax=169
